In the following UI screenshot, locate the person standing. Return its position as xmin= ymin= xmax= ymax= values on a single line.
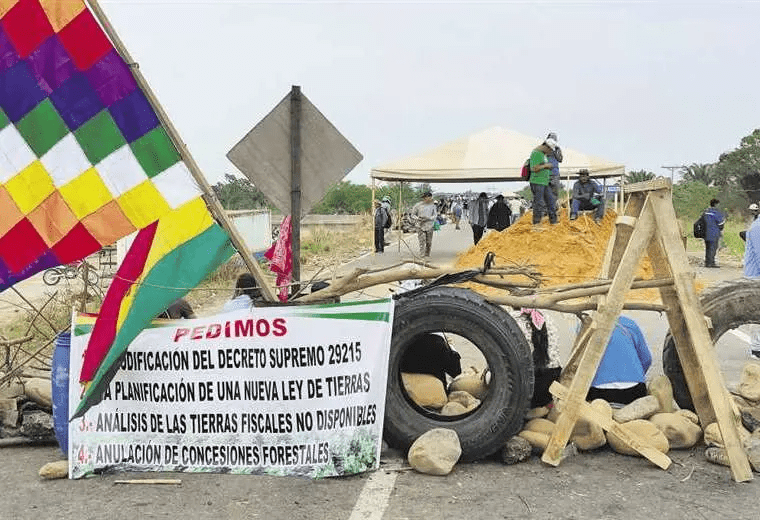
xmin=381 ymin=195 xmax=393 ymax=246
xmin=451 ymin=199 xmax=462 ymax=230
xmin=743 ymin=203 xmax=760 ymax=357
xmin=373 ymin=200 xmax=389 ymax=253
xmin=487 ymin=194 xmax=512 ymax=232
xmin=470 ymin=192 xmax=490 ymax=244
xmin=570 ymin=169 xmax=605 ymax=223
xmin=702 ymin=198 xmax=725 ymax=268
xmin=546 ymin=132 xmax=563 ymax=201
xmin=529 ymin=139 xmax=558 ymax=226
xmin=411 ymin=191 xmax=437 ymax=257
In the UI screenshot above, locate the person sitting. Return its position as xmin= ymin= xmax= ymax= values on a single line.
xmin=222 ymin=273 xmax=262 ymax=312
xmin=487 ymin=194 xmax=512 ymax=232
xmin=570 ymin=169 xmax=605 ymax=224
xmin=587 ymin=316 xmax=652 ymax=405
xmin=156 ymin=298 xmax=196 ymax=319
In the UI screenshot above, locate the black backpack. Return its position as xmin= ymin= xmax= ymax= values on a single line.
xmin=693 ymin=213 xmax=706 ymax=239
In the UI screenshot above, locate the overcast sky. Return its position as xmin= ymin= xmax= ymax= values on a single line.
xmin=101 ymin=0 xmax=759 ymax=193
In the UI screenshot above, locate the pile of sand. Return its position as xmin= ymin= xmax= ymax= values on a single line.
xmin=455 ymin=209 xmax=660 ymax=301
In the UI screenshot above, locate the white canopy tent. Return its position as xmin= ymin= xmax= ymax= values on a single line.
xmin=370 ymin=126 xmax=624 ymax=183
xmin=369 ymin=128 xmax=625 ymax=252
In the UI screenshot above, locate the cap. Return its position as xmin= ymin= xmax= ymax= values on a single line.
xmin=750 ymin=203 xmax=759 ymax=211
xmin=546 ymin=132 xmax=558 ymax=141
xmin=544 ymin=137 xmax=557 ymax=151
xmin=422 ymin=191 xmax=432 ymax=198
xmin=381 ymin=196 xmax=391 ymax=203
xmin=579 ymin=169 xmax=590 ymax=176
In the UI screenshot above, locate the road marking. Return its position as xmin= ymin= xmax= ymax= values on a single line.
xmin=349 ymin=469 xmax=397 ymax=520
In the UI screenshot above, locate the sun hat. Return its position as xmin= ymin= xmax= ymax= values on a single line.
xmin=544 ymin=137 xmax=557 ymax=151
xmin=381 ymin=196 xmax=391 ymax=203
xmin=749 ymin=203 xmax=759 ymax=211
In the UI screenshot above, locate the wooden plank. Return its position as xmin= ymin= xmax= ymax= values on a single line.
xmin=648 ymin=192 xmax=752 ymax=482
xmin=542 ymin=197 xmax=656 ymax=466
xmin=646 ymin=233 xmax=715 ymax=424
xmin=622 ymin=177 xmax=672 ymax=193
xmin=549 ymin=382 xmax=671 ymax=470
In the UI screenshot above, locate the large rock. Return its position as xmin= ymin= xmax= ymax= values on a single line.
xmin=612 ymin=395 xmax=660 ymax=423
xmin=647 ymin=375 xmax=675 ymax=413
xmin=737 ymin=362 xmax=760 ymax=402
xmin=703 ymin=422 xmax=751 ymax=448
xmin=525 ymin=406 xmax=550 ymax=420
xmin=675 ymin=409 xmax=700 ymax=426
xmin=448 ymin=369 xmax=488 ymax=400
xmin=440 ymin=401 xmax=467 ymax=416
xmin=407 ymin=428 xmax=461 ymax=475
xmin=39 ymin=460 xmax=68 ymax=480
xmin=571 ymin=399 xmax=609 ymax=451
xmin=501 ymin=435 xmax=532 ymax=464
xmin=20 ymin=411 xmax=54 ymax=439
xmin=401 ymin=373 xmax=447 ymax=409
xmin=446 ymin=390 xmax=480 ymax=412
xmin=607 ymin=419 xmax=669 ymax=456
xmin=649 ymin=413 xmax=702 ymax=449
xmin=23 ymin=378 xmax=52 ymax=409
xmin=517 ymin=430 xmax=550 ymax=451
xmin=0 ymin=382 xmax=24 ymax=400
xmin=0 ymin=398 xmax=18 ymax=428
xmin=743 ymin=437 xmax=760 ymax=472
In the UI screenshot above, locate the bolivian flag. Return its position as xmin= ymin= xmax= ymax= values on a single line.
xmin=73 ymin=197 xmax=234 ymax=418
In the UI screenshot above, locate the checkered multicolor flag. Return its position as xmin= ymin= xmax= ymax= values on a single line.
xmin=0 ymin=0 xmax=236 ymax=416
xmin=0 ymin=0 xmax=218 ymax=288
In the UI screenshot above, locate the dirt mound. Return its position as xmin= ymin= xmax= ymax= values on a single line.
xmin=456 ymin=209 xmax=661 ymax=301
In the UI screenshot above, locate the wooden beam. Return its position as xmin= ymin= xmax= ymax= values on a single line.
xmin=542 ymin=196 xmax=656 ymax=466
xmin=648 ymin=191 xmax=752 ymax=482
xmin=86 ymin=0 xmax=277 ymax=303
xmin=550 ymin=382 xmax=671 ymax=470
xmin=290 ymin=85 xmax=302 ymax=290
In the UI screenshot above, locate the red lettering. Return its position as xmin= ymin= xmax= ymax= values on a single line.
xmin=255 ymin=319 xmax=270 ymax=336
xmin=174 ymin=328 xmax=190 ymax=342
xmin=272 ymin=318 xmax=287 ymax=337
xmin=206 ymin=324 xmax=221 ymax=339
xmin=234 ymin=319 xmax=254 ymax=337
xmin=191 ymin=326 xmax=205 ymax=340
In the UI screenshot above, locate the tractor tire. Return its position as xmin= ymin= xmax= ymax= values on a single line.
xmin=663 ymin=278 xmax=760 ymax=410
xmin=384 ymin=286 xmax=533 ymax=461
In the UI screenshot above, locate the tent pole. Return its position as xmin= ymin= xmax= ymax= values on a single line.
xmin=398 ymin=182 xmax=403 ymax=252
xmin=371 ymin=179 xmax=376 ymax=255
xmin=86 ymin=0 xmax=276 ymax=302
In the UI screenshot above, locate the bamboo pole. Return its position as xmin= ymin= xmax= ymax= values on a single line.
xmin=86 ymin=0 xmax=276 ymax=302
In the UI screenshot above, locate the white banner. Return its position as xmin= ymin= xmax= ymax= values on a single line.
xmin=68 ymin=299 xmax=394 ymax=479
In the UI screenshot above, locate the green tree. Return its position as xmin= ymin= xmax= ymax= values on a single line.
xmin=310 ymin=181 xmax=372 ymax=214
xmin=679 ymin=163 xmax=714 ymax=185
xmin=672 ymin=181 xmax=719 ymax=221
xmin=212 ymin=173 xmax=270 ymax=210
xmin=625 ymin=169 xmax=656 ymax=183
xmin=711 ymin=129 xmax=760 ymax=203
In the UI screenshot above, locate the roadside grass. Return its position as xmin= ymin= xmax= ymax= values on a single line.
xmin=681 ymin=218 xmax=746 ymax=261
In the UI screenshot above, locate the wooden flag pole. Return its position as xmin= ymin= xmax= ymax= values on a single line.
xmin=290 ymin=86 xmax=302 ymax=292
xmin=86 ymin=0 xmax=277 ymax=302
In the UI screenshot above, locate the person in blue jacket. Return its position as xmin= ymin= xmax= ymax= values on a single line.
xmin=702 ymin=198 xmax=725 ymax=268
xmin=587 ymin=316 xmax=652 ymax=405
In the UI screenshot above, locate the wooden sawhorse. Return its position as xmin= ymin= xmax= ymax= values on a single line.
xmin=543 ymin=178 xmax=752 ymax=482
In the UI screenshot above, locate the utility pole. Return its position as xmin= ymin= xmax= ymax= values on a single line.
xmin=661 ymin=165 xmax=683 ymax=184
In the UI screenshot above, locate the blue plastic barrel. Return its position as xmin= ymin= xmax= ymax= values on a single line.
xmin=51 ymin=332 xmax=70 ymax=455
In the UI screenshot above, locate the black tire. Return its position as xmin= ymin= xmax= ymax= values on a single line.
xmin=42 ymin=269 xmax=61 ymax=286
xmin=384 ymin=287 xmax=533 ymax=461
xmin=663 ymin=278 xmax=760 ymax=410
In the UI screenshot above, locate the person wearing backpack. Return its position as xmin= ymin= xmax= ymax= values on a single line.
xmin=529 ymin=138 xmax=558 ymax=226
xmin=702 ymin=198 xmax=725 ymax=268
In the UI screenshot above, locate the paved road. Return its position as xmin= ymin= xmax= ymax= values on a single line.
xmin=2 ymin=220 xmax=758 ymax=520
